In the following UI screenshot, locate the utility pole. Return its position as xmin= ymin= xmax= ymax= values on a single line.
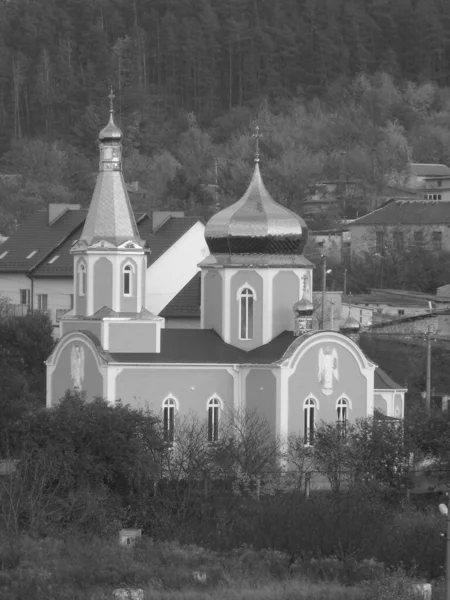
xmin=321 ymin=254 xmax=326 ymax=330
xmin=343 ymin=268 xmax=347 ymax=295
xmin=439 ymin=494 xmax=450 ymax=600
xmin=330 ymin=299 xmax=335 ymax=330
xmin=426 ymin=325 xmax=433 ymax=414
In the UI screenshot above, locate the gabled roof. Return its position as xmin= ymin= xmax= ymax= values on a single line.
xmin=0 ymin=209 xmax=87 ymax=273
xmin=146 ymin=217 xmax=201 ymax=266
xmin=349 ymin=200 xmax=450 ymax=227
xmin=12 ymin=212 xmax=200 ymax=279
xmin=410 ymin=163 xmax=450 ymax=178
xmin=160 ymin=272 xmax=201 ymax=318
xmin=374 ymin=367 xmax=405 ymax=391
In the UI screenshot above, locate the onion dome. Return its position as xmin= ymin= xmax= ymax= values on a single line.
xmin=99 ymin=88 xmax=122 ymax=142
xmin=293 ymin=298 xmax=314 ymax=315
xmin=340 ymin=316 xmax=361 ymax=332
xmin=205 ymin=162 xmax=308 ymax=255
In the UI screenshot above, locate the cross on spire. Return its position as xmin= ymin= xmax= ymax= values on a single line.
xmin=108 ymin=87 xmax=115 ymax=114
xmin=252 ymin=125 xmax=263 ymax=163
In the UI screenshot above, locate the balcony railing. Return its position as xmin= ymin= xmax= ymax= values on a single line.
xmin=2 ymin=304 xmax=30 ymax=317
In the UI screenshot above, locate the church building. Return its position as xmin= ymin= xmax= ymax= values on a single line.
xmin=46 ymin=102 xmax=406 ymax=444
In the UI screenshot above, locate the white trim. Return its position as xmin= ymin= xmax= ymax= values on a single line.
xmin=206 ymin=394 xmax=224 ymax=411
xmin=303 ymin=393 xmax=320 ymax=410
xmin=235 ymin=281 xmax=258 ymax=301
xmin=200 ymin=269 xmax=206 ymax=329
xmin=162 ymin=393 xmax=179 ymax=410
xmin=122 ymin=263 xmax=133 ymax=297
xmin=77 ymin=260 xmax=87 ymax=297
xmin=335 ymin=394 xmax=352 ymax=411
xmin=223 ymin=270 xmax=231 ymax=343
xmin=237 ymin=284 xmax=256 ymax=341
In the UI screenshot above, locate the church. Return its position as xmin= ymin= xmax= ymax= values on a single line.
xmin=46 ymin=100 xmax=406 ymax=444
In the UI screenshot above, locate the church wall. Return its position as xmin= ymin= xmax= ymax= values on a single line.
xmin=114 ymin=367 xmax=234 ymax=420
xmin=50 ymin=339 xmax=104 ymax=405
xmin=202 ymin=270 xmax=223 ymax=335
xmin=61 ymin=320 xmax=102 ymax=340
xmin=93 ymin=257 xmax=113 ymax=313
xmin=119 ymin=257 xmax=138 ymax=312
xmin=108 ymin=321 xmax=159 ymax=353
xmin=272 ymin=271 xmax=299 ymax=337
xmin=374 ymin=393 xmax=388 ymax=415
xmin=288 ymin=341 xmax=368 ymax=438
xmin=230 ymin=271 xmax=263 ymax=350
xmin=245 ymin=369 xmax=277 ymax=434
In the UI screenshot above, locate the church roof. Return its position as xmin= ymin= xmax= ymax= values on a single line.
xmin=160 ymin=272 xmax=201 ymax=318
xmin=374 ymin=367 xmax=405 ymax=390
xmin=205 ymin=163 xmax=308 ymax=256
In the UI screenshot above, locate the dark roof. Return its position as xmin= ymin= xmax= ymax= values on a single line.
xmin=0 ymin=209 xmax=87 ymax=273
xmin=410 ymin=163 xmax=450 ymax=178
xmin=146 ymin=217 xmax=200 ymax=266
xmin=109 ymin=329 xmax=295 ymax=365
xmin=160 ymin=272 xmax=201 ymax=318
xmin=32 ymin=213 xmax=148 ymax=278
xmin=342 ymin=293 xmax=433 ymax=308
xmin=349 ymin=200 xmax=450 ymax=227
xmin=374 ymin=367 xmax=404 ymax=390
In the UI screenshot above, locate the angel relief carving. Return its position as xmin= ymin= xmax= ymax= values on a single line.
xmin=71 ymin=344 xmax=85 ymax=391
xmin=318 ymin=346 xmax=339 ymax=396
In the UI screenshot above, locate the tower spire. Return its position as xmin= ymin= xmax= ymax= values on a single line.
xmin=252 ymin=125 xmax=263 ymax=163
xmin=108 ymin=86 xmax=115 ymax=115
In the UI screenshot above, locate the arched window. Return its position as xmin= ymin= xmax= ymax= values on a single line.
xmin=304 ymin=398 xmax=315 ymax=445
xmin=239 ymin=287 xmax=254 ymax=340
xmin=123 ymin=264 xmax=132 ymax=296
xmin=207 ymin=398 xmax=221 ymax=442
xmin=163 ymin=398 xmax=176 ymax=443
xmin=337 ymin=398 xmax=348 ymax=438
xmin=78 ymin=263 xmax=86 ymax=296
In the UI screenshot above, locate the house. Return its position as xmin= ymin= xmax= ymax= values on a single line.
xmin=342 ymin=290 xmax=438 ymax=321
xmin=46 ymin=106 xmax=406 ymax=444
xmin=0 ymin=204 xmax=207 ymax=333
xmin=310 ymin=228 xmax=351 ymax=263
xmin=409 ymin=163 xmax=450 ymax=201
xmin=349 ymin=200 xmax=450 ymax=257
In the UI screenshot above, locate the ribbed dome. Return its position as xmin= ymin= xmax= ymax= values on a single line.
xmin=205 ymin=163 xmax=307 ymax=255
xmin=99 ymin=112 xmax=122 ymax=142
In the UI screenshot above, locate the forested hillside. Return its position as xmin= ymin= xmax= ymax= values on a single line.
xmin=2 ymin=0 xmax=450 ymax=233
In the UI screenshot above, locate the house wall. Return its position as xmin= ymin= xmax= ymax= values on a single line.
xmin=287 ymin=337 xmax=370 ymax=439
xmin=350 ymin=224 xmax=450 ymax=257
xmin=245 ymin=369 xmax=277 ymax=434
xmin=146 ymin=221 xmax=209 ymax=315
xmin=341 ymin=304 xmax=373 ymax=326
xmin=114 ymin=367 xmax=234 ymax=419
xmin=371 ymin=314 xmax=438 ymax=334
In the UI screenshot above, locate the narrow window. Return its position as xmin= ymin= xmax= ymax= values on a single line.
xmin=37 ymin=294 xmax=48 ymax=311
xmin=239 ymin=287 xmax=254 ymax=340
xmin=78 ymin=263 xmax=86 ymax=296
xmin=19 ymin=289 xmax=30 ymax=305
xmin=393 ymin=231 xmax=404 ymax=252
xmin=375 ymin=231 xmax=385 ymax=255
xmin=208 ymin=398 xmax=220 ymax=442
xmin=69 ymin=294 xmax=74 ymax=310
xmin=123 ymin=265 xmax=132 ymax=296
xmin=398 ymin=309 xmax=405 ymax=316
xmin=304 ymin=398 xmax=315 ymax=445
xmin=163 ymin=398 xmax=176 ymax=443
xmin=432 ymin=231 xmax=442 ymax=251
xmin=337 ymin=398 xmax=348 ymax=438
xmin=414 ymin=230 xmax=423 ymax=245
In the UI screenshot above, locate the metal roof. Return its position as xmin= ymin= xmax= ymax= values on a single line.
xmin=349 ymin=200 xmax=450 ymax=226
xmin=410 ymin=163 xmax=450 ymax=178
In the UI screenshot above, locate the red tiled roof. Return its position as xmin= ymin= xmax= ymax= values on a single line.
xmin=349 ymin=200 xmax=450 ymax=226
xmin=160 ymin=272 xmax=201 ymax=318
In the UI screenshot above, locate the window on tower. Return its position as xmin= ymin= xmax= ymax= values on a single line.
xmin=123 ymin=265 xmax=132 ymax=296
xmin=239 ymin=287 xmax=254 ymax=340
xmin=78 ymin=263 xmax=86 ymax=296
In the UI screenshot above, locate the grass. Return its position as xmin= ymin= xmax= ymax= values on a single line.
xmin=0 ymin=535 xmax=444 ymax=600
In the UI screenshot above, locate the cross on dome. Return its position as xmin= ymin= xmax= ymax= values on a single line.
xmin=108 ymin=87 xmax=115 ymax=114
xmin=251 ymin=125 xmax=263 ymax=163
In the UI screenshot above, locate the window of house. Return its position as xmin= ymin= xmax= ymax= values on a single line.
xmin=359 ymin=309 xmax=363 ymax=324
xmin=337 ymin=398 xmax=348 ymax=438
xmin=398 ymin=309 xmax=405 ymax=316
xmin=207 ymin=398 xmax=221 ymax=442
xmin=393 ymin=231 xmax=404 ymax=252
xmin=19 ymin=289 xmax=30 ymax=305
xmin=438 ymin=194 xmax=442 ymax=200
xmin=78 ymin=263 xmax=86 ymax=296
xmin=375 ymin=231 xmax=385 ymax=255
xmin=69 ymin=294 xmax=74 ymax=310
xmin=438 ymin=180 xmax=442 ymax=187
xmin=432 ymin=231 xmax=443 ymax=251
xmin=123 ymin=265 xmax=132 ymax=296
xmin=0 ymin=251 xmax=8 ymax=259
xmin=304 ymin=398 xmax=316 ymax=445
xmin=239 ymin=287 xmax=255 ymax=340
xmin=26 ymin=250 xmax=38 ymax=259
xmin=37 ymin=294 xmax=48 ymax=311
xmin=414 ymin=230 xmax=423 ymax=244
xmin=163 ymin=398 xmax=176 ymax=443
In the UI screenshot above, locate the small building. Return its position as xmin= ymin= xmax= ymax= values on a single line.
xmin=309 ymin=229 xmax=350 ymax=263
xmin=409 ymin=163 xmax=450 ymax=201
xmin=349 ymin=200 xmax=450 ymax=257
